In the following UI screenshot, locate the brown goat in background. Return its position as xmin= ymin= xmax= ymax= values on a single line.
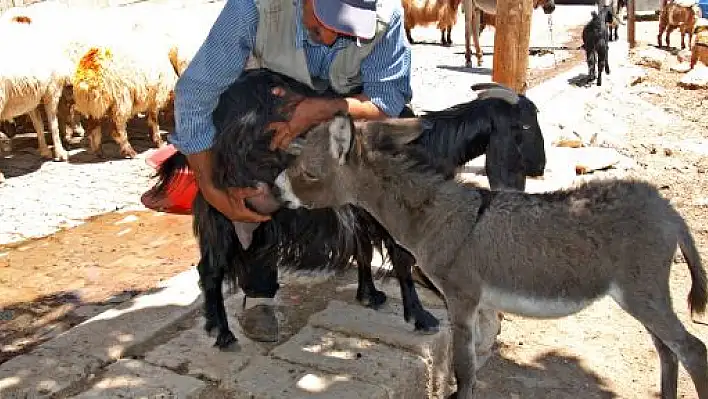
xmin=402 ymin=0 xmax=462 ymax=46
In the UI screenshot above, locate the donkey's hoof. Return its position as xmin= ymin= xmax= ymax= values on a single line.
xmin=214 ymin=330 xmax=238 ymax=350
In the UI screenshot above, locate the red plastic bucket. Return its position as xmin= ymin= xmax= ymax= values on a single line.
xmin=141 ymin=145 xmax=198 ymax=214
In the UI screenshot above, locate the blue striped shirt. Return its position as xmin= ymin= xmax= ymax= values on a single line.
xmin=170 ymin=0 xmax=413 ymax=155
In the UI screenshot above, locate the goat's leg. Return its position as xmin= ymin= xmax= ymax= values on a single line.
xmin=472 ymin=10 xmax=483 ymax=66
xmin=386 ymin=239 xmax=440 ymax=332
xmin=27 ymin=108 xmax=52 ymax=159
xmin=597 ymin=48 xmax=607 ymax=86
xmin=658 ymin=17 xmax=667 ymax=47
xmin=666 ymin=26 xmax=675 ymax=48
xmin=611 ymin=288 xmax=708 ymax=398
xmin=586 ymin=49 xmax=597 ymax=82
xmin=111 ymin=117 xmax=137 ymax=158
xmin=464 ymin=1 xmax=473 ymax=67
xmin=195 ymin=195 xmax=238 ymax=349
xmin=354 ymin=238 xmax=387 ymax=309
xmin=86 ymin=117 xmax=104 ymax=158
xmin=406 ymin=27 xmax=415 ymax=44
xmin=197 ymin=255 xmax=237 ymax=349
xmin=146 ymin=109 xmax=165 ymax=149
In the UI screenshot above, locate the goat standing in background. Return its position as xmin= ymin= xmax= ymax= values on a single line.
xmin=144 ymin=69 xmax=547 ymax=349
xmin=275 ymin=113 xmax=708 ymax=399
xmin=599 ymin=0 xmax=620 ymax=41
xmin=582 ymin=11 xmax=610 ymax=86
xmin=402 ymin=0 xmax=462 ymax=46
xmin=658 ymin=0 xmax=699 ymax=50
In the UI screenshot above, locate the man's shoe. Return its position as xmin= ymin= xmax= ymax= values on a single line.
xmin=237 ymin=297 xmax=280 ymax=343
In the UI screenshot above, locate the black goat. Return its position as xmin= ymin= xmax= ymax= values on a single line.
xmin=149 ymin=69 xmax=546 ymax=349
xmin=600 ymin=2 xmax=619 ymax=41
xmin=582 ymin=11 xmax=610 ymax=86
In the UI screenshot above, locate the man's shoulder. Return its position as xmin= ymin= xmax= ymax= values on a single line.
xmin=376 ymin=0 xmax=404 ymax=25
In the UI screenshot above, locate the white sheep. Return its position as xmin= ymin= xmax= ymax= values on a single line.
xmin=0 ymin=22 xmax=75 ymax=184
xmin=71 ymin=35 xmax=177 ymax=158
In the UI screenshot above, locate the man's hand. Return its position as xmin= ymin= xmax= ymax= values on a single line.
xmin=268 ymin=87 xmax=347 ymax=151
xmin=268 ymin=96 xmax=327 ymax=150
xmin=185 ymin=150 xmax=272 ymax=223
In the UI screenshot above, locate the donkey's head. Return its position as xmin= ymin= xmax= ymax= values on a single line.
xmin=274 ymin=115 xmax=424 ymax=210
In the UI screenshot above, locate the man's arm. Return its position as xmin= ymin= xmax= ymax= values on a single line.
xmin=356 ymin=4 xmax=413 ymax=119
xmin=170 ymin=0 xmax=258 ymax=155
xmin=170 ymin=0 xmax=271 ymax=223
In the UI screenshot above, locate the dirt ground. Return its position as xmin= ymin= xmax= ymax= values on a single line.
xmin=1 ymin=8 xmax=707 ymax=399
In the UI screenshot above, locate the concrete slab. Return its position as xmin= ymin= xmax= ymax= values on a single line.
xmin=40 ymin=268 xmax=203 ymax=362
xmin=309 ymin=301 xmax=450 ymax=357
xmin=271 ymin=325 xmax=433 ymax=398
xmin=225 ymin=356 xmax=389 ymax=399
xmin=72 ymin=359 xmax=206 ymax=398
xmin=308 ymin=300 xmax=453 ymax=397
xmin=143 ymin=293 xmax=268 ymax=383
xmin=0 ymin=346 xmax=103 ymax=398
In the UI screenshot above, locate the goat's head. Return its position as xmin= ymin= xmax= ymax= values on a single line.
xmin=534 ymin=0 xmax=556 ymax=14
xmin=470 ymin=83 xmax=547 ymax=178
xmin=275 ymin=114 xmax=423 ymax=209
xmin=516 ymin=96 xmax=546 ymax=177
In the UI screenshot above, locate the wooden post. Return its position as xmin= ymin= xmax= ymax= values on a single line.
xmin=492 ymin=0 xmax=533 ymax=94
xmin=627 ymin=0 xmax=636 ymax=48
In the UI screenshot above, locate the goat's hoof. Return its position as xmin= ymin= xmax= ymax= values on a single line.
xmin=413 ymin=311 xmax=441 ymax=334
xmin=214 ymin=331 xmax=238 ymax=350
xmin=358 ymin=290 xmax=387 ymax=309
xmin=204 ymin=319 xmax=217 ymax=336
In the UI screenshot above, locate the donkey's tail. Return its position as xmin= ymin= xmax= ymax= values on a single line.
xmin=677 ymin=214 xmax=707 ymax=317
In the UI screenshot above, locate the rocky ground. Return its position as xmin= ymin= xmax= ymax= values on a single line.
xmin=1 ymin=2 xmax=708 ymax=398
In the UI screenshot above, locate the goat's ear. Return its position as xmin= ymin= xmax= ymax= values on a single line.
xmin=358 ymin=118 xmax=424 ymax=146
xmin=328 ymin=114 xmax=354 ymax=165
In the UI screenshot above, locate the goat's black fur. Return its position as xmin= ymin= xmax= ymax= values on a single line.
xmin=151 ymin=68 xmax=546 ymax=348
xmin=582 ymin=11 xmax=611 ymax=86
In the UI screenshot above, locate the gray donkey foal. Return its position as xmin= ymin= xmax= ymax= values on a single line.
xmin=274 ymin=114 xmax=708 ymax=399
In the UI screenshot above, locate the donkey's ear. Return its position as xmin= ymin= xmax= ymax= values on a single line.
xmin=328 ymin=114 xmax=354 ymax=165
xmin=358 ymin=118 xmax=424 ymax=146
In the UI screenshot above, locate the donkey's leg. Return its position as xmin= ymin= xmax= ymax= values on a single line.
xmin=446 ymin=293 xmax=482 ymax=399
xmin=647 ymin=328 xmax=679 ymax=399
xmin=355 ymin=238 xmax=387 ymax=309
xmin=611 ymin=287 xmax=708 ymax=398
xmin=386 ymin=239 xmax=440 ymax=332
